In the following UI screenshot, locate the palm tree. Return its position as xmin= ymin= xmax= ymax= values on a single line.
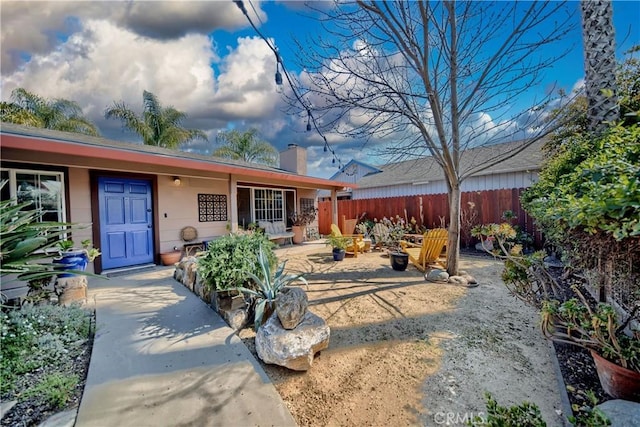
xmin=213 ymin=129 xmax=278 ymax=166
xmin=580 ymin=0 xmax=619 ymax=131
xmin=105 ymin=90 xmax=207 ymax=148
xmin=0 ymin=88 xmax=99 ymax=136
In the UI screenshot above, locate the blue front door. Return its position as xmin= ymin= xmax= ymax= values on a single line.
xmin=98 ymin=177 xmax=154 ymax=270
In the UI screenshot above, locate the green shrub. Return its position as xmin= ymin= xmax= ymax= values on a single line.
xmin=568 ymin=389 xmax=611 ymax=427
xmin=523 ymin=123 xmax=639 ymax=242
xmin=22 ymin=372 xmax=79 ymax=409
xmin=0 ymin=304 xmax=90 ymax=395
xmin=197 ymin=233 xmax=276 ymax=291
xmin=469 ymin=392 xmax=546 ymax=427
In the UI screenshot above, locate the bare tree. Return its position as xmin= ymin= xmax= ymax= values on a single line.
xmin=289 ymin=1 xmax=576 ymax=274
xmin=580 ymin=0 xmax=619 ymax=131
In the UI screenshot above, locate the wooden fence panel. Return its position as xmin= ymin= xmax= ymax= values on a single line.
xmin=318 ymin=188 xmax=542 ymax=248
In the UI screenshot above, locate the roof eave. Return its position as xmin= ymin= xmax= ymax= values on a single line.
xmin=0 ymin=131 xmax=354 ymax=190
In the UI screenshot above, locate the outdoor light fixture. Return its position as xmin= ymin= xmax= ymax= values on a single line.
xmin=173 ymin=176 xmax=181 ymax=186
xmin=306 ymin=109 xmax=312 ymax=131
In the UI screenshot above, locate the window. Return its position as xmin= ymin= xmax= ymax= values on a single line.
xmin=300 ymin=197 xmax=315 ymax=214
xmin=237 ymin=186 xmax=296 ymax=227
xmin=254 ymin=189 xmax=284 ymax=222
xmin=1 ymin=168 xmax=66 ymax=223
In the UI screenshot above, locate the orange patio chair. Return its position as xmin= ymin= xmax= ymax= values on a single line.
xmin=400 ymin=228 xmax=448 ymax=271
xmin=330 ymin=223 xmax=365 ymax=258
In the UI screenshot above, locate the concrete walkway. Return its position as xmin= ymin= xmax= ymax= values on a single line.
xmin=75 ymin=267 xmax=296 ymax=427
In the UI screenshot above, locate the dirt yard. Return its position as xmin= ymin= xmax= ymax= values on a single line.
xmin=238 ymin=243 xmax=565 ymax=426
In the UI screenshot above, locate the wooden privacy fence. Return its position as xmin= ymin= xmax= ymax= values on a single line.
xmin=318 ymin=188 xmax=542 ymax=248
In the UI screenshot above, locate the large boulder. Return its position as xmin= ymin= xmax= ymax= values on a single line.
xmin=475 ymin=239 xmax=494 ymax=252
xmin=256 ymin=311 xmax=330 ymax=371
xmin=596 ymin=399 xmax=640 ymax=426
xmin=276 ymin=287 xmax=308 ymax=330
xmin=425 ymin=269 xmax=449 ymax=283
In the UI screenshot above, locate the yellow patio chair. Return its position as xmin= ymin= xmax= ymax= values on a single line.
xmin=330 ymin=223 xmax=365 ymax=258
xmin=400 ymin=228 xmax=448 ymax=271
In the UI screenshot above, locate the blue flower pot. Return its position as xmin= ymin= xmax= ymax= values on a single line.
xmin=54 ymin=250 xmax=89 ymax=277
xmin=332 ymin=248 xmax=346 ymax=261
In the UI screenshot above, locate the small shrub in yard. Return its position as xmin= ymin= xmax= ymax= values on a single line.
xmin=0 ymin=304 xmax=91 ymax=397
xmin=22 ymin=372 xmax=79 ymax=409
xmin=468 ymin=392 xmax=546 ymax=427
xmin=197 ymin=232 xmax=276 ymax=291
xmin=568 ymin=389 xmax=611 ymax=427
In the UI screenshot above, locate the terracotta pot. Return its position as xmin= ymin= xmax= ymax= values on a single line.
xmin=590 ymin=350 xmax=640 ymax=402
xmin=160 ymin=250 xmax=182 ymax=266
xmin=291 ymin=225 xmax=305 ymax=244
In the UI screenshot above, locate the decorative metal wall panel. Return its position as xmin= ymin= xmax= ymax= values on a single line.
xmin=198 ymin=194 xmax=227 ymax=222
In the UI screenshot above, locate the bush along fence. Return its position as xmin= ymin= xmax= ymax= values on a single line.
xmin=318 ymin=188 xmax=542 ymax=249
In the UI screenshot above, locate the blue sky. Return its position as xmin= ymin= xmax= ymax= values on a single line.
xmin=1 ymin=1 xmax=638 ymax=178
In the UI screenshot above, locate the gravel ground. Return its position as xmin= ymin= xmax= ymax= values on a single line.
xmin=239 ymin=246 xmax=566 ymax=426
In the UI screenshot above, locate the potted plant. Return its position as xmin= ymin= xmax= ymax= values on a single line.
xmin=234 ymin=245 xmax=308 ymax=330
xmin=379 ymin=216 xmax=409 ymax=271
xmin=541 ymin=287 xmax=640 ymax=402
xmin=53 ymin=239 xmax=101 ymax=277
xmin=197 ymin=233 xmax=277 ymax=315
xmin=289 ymin=207 xmax=317 ymax=244
xmin=325 ymin=234 xmax=348 ymax=261
xmin=160 ymin=246 xmax=182 ymax=266
xmin=355 ymin=221 xmax=373 ymax=252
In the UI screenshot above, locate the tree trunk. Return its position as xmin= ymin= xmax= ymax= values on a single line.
xmin=580 ymin=0 xmax=619 ymax=132
xmin=446 ymin=184 xmax=461 ymax=276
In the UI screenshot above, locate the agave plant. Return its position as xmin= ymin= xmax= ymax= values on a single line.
xmin=234 ymin=245 xmax=307 ymax=330
xmin=1 ymin=196 xmax=65 ymax=283
xmin=0 ymin=180 xmax=96 ymax=298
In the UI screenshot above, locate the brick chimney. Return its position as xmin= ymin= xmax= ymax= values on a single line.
xmin=279 ymin=144 xmax=307 ymax=175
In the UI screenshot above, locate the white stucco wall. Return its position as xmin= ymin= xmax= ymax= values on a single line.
xmin=157 ymin=176 xmax=230 ymax=253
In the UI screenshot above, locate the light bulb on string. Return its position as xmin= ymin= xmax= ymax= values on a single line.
xmin=323 ymin=145 xmax=327 ymax=152
xmin=306 ymin=109 xmax=311 ymax=131
xmin=275 ymin=52 xmax=283 ymax=86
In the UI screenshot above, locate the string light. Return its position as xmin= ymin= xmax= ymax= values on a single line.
xmin=234 ymin=0 xmax=343 ymax=167
xmin=275 ymin=58 xmax=283 ymax=86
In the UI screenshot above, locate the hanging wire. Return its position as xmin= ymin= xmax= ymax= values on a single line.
xmin=234 ymin=0 xmax=343 ymax=169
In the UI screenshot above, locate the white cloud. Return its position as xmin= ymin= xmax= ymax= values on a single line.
xmin=0 ymin=2 xmax=588 ymax=179
xmin=0 ymin=1 xmax=252 ymax=74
